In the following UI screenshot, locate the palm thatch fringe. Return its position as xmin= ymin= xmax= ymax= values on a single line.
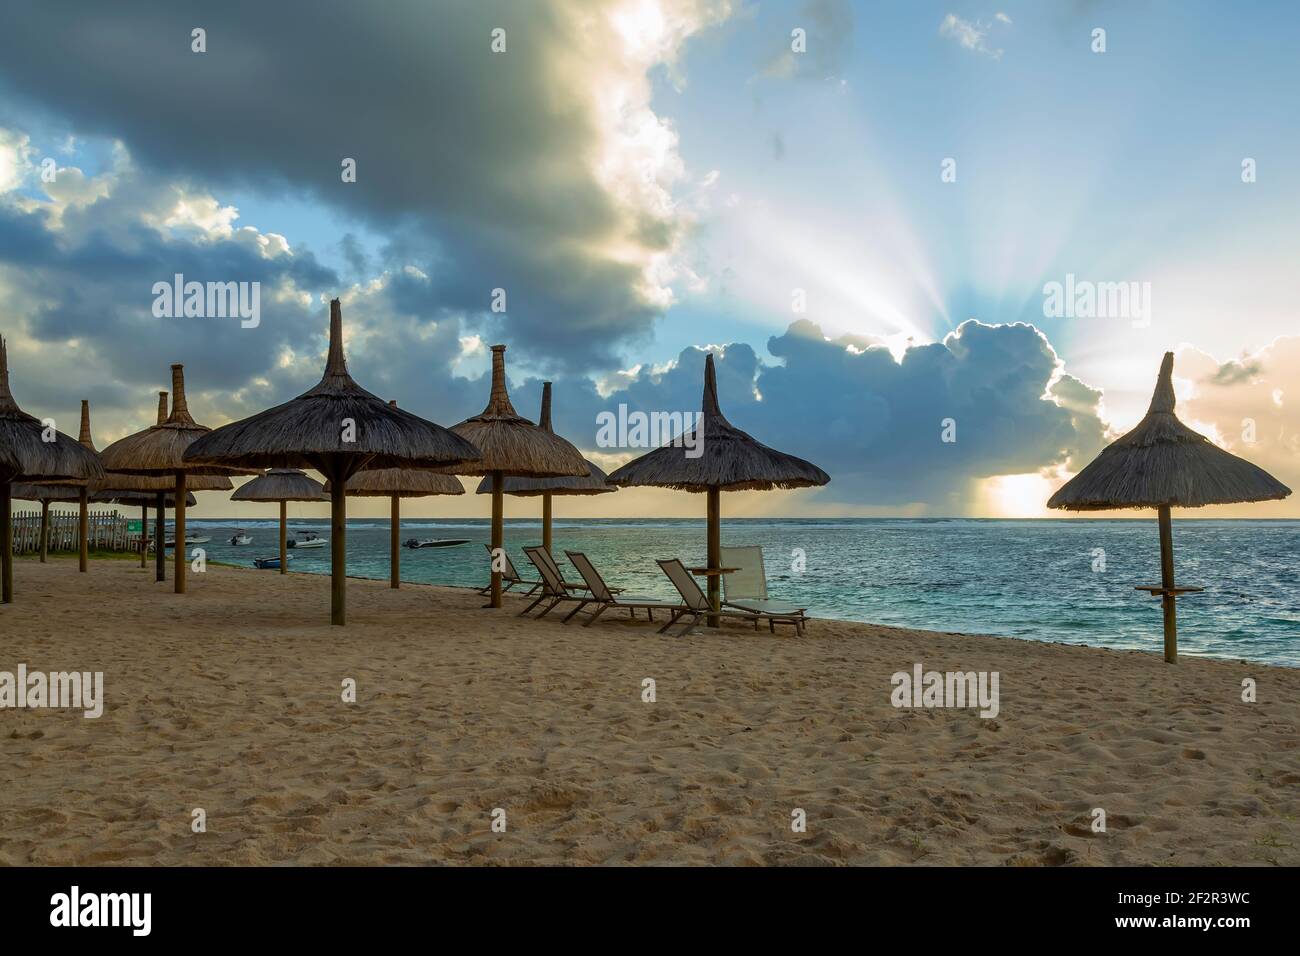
xmin=442 ymin=347 xmax=589 ymax=478
xmin=1047 ymin=352 xmax=1291 ymax=510
xmin=105 ymin=490 xmax=196 ymax=507
xmin=11 ymin=482 xmax=109 ymax=503
xmin=231 ymin=468 xmax=328 ymax=502
xmin=607 ymin=352 xmax=830 ymax=493
xmin=474 ymin=383 xmax=613 ymax=496
xmin=0 ymin=335 xmax=105 ymax=483
xmin=183 ymin=300 xmax=480 ymax=474
xmin=326 ymin=469 xmax=464 ymax=498
xmin=100 ymin=365 xmax=253 ymax=477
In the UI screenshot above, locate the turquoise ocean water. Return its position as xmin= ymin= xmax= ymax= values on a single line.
xmin=181 ymin=518 xmax=1299 ymax=667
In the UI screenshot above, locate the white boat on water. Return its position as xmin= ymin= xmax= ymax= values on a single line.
xmin=287 ymin=531 xmax=327 ymax=550
xmin=160 ymin=535 xmax=212 ymax=549
xmin=229 ymin=530 xmax=254 ymax=546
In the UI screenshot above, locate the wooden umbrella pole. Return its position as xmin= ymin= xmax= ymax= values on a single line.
xmin=154 ymin=492 xmax=166 ymax=582
xmin=390 ymin=494 xmax=400 ymax=589
xmin=490 ymin=470 xmax=503 ymax=608
xmin=279 ymin=500 xmax=288 ymax=575
xmin=140 ymin=504 xmax=148 ymax=568
xmin=330 ymin=462 xmax=347 ymax=625
xmin=38 ymin=500 xmax=49 ymax=563
xmin=174 ymin=471 xmax=188 ymax=594
xmin=707 ymin=485 xmax=720 ymax=627
xmin=542 ymin=491 xmax=552 ymax=554
xmin=78 ymin=487 xmax=89 ymax=571
xmin=1158 ymin=504 xmax=1177 ymax=664
xmin=1 ymin=480 xmax=12 ymax=603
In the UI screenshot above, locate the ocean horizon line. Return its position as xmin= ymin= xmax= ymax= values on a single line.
xmin=178 ymin=515 xmax=1300 ymax=524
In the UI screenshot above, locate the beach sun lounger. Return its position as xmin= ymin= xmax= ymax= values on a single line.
xmin=477 ymin=544 xmax=542 ymax=597
xmin=719 ymin=545 xmax=808 ymax=635
xmin=655 ymin=558 xmax=768 ymax=636
xmin=532 ymin=545 xmax=621 ymax=596
xmin=562 ymin=551 xmax=687 ymax=627
xmin=518 ymin=546 xmax=596 ymax=619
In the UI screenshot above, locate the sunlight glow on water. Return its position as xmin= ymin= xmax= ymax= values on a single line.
xmin=186 ymin=518 xmax=1299 ymax=667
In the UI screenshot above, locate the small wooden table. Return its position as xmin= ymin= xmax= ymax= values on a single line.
xmin=689 ymin=567 xmax=738 ymax=627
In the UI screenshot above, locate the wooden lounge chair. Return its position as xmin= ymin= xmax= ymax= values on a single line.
xmin=655 ymin=558 xmax=768 ymax=636
xmin=518 ymin=546 xmax=595 ymax=618
xmin=562 ymin=551 xmax=687 ymax=627
xmin=719 ymin=545 xmax=808 ymax=635
xmin=532 ymin=545 xmax=621 ymax=597
xmin=477 ymin=543 xmax=542 ymax=596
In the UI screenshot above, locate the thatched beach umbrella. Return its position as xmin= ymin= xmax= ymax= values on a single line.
xmin=184 ymin=299 xmax=481 ymax=624
xmin=15 ymin=404 xmax=105 ymax=559
xmin=96 ymin=391 xmax=233 ymax=577
xmin=324 ymin=402 xmax=464 ymax=589
xmin=231 ymin=469 xmax=328 ymax=576
xmin=1047 ymin=352 xmax=1291 ymax=663
xmin=99 ymin=365 xmax=250 ymax=595
xmin=46 ymin=398 xmax=227 ymax=574
xmin=45 ymin=394 xmax=148 ymax=571
xmin=0 ymin=335 xmax=104 ymax=602
xmin=608 ymin=352 xmax=829 ymax=626
xmin=39 ymin=399 xmax=103 ymax=572
xmin=442 ymin=346 xmax=589 ymax=608
xmin=474 ymin=382 xmax=614 ymax=553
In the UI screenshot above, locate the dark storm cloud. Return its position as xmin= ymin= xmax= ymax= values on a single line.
xmin=535 ymin=319 xmax=1107 ymax=508
xmin=0 ymin=0 xmax=681 ymax=368
xmin=0 ymin=1 xmax=1112 ymax=508
xmin=0 ymin=176 xmax=336 ymax=430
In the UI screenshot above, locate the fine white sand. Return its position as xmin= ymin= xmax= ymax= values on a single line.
xmin=2 ymin=557 xmax=1297 ymax=865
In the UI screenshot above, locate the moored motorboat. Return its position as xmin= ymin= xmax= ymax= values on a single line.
xmin=253 ymin=554 xmax=293 ymax=570
xmin=229 ymin=530 xmax=253 ymax=546
xmin=403 ymin=537 xmax=470 ymax=549
xmin=287 ymin=530 xmax=327 ymax=549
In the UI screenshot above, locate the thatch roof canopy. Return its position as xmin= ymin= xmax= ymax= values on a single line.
xmin=100 ymin=365 xmax=252 ymax=477
xmin=105 ymin=490 xmax=196 ymax=507
xmin=75 ymin=398 xmax=96 ymax=452
xmin=474 ymin=383 xmax=614 ymax=497
xmin=0 ymin=335 xmax=105 ymax=483
xmin=114 ymin=393 xmax=234 ymax=493
xmin=1047 ymin=352 xmax=1292 ymax=511
xmin=11 ymin=481 xmax=195 ymax=507
xmin=326 ymin=469 xmax=464 ymax=498
xmin=442 ymin=346 xmax=589 ymax=478
xmin=10 ymin=482 xmax=105 ymax=503
xmin=607 ymin=352 xmax=830 ymax=493
xmin=321 ymin=400 xmax=464 ymax=497
xmin=100 ymin=471 xmax=233 ymax=494
xmin=43 ymin=395 xmax=235 ymax=495
xmin=36 ymin=399 xmax=99 ymax=489
xmin=183 ymin=300 xmax=480 ymax=474
xmin=232 ymin=468 xmax=328 ymax=503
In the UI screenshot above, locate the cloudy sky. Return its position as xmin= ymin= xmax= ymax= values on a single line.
xmin=0 ymin=0 xmax=1295 ymax=519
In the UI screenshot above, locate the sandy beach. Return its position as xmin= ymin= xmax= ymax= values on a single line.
xmin=2 ymin=557 xmax=1297 ymax=867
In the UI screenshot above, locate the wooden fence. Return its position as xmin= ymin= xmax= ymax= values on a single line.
xmin=8 ymin=509 xmax=136 ymax=555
